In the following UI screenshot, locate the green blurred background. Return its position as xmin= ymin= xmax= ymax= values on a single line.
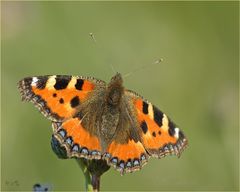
xmin=1 ymin=1 xmax=239 ymax=191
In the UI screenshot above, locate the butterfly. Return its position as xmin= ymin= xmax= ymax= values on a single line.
xmin=18 ymin=73 xmax=188 ymax=174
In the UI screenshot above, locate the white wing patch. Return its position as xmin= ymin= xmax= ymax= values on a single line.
xmin=31 ymin=77 xmax=38 ymax=86
xmin=174 ymin=128 xmax=180 ymax=139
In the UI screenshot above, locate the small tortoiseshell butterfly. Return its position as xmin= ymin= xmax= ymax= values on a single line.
xmin=18 ymin=73 xmax=188 ymax=174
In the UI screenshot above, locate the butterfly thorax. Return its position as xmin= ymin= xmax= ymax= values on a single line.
xmin=106 ymin=73 xmax=124 ymax=106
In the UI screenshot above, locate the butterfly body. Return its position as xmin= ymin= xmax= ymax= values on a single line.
xmin=18 ymin=73 xmax=187 ymax=174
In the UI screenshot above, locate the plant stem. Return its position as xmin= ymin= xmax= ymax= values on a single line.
xmin=76 ymin=158 xmax=110 ymax=191
xmin=91 ymin=174 xmax=100 ymax=192
xmin=76 ymin=159 xmax=93 ymax=191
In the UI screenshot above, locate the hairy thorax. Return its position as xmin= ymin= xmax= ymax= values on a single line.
xmin=80 ymin=73 xmax=125 ymax=151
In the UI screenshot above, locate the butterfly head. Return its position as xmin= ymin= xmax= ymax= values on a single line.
xmin=106 ymin=73 xmax=124 ymax=106
xmin=110 ymin=72 xmax=123 ymax=84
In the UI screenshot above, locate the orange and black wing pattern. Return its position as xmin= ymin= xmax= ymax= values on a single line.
xmin=52 ymin=117 xmax=102 ymax=159
xmin=18 ymin=75 xmax=105 ymax=159
xmin=18 ymin=75 xmax=104 ymax=121
xmin=104 ymin=138 xmax=148 ymax=175
xmin=102 ymin=103 xmax=149 ymax=175
xmin=126 ymin=90 xmax=188 ymax=158
xmin=18 ymin=74 xmax=187 ymax=175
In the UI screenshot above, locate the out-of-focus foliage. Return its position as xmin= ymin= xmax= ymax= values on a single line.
xmin=1 ymin=1 xmax=238 ymax=191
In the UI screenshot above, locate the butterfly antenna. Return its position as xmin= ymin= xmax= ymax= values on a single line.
xmin=88 ymin=32 xmax=117 ymax=74
xmin=123 ymin=58 xmax=164 ymax=79
xmin=110 ymin=63 xmax=117 ymax=74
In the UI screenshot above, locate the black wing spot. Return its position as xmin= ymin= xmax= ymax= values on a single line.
xmin=153 ymin=105 xmax=164 ymax=127
xmin=178 ymin=130 xmax=185 ymax=139
xmin=70 ymin=96 xmax=80 ymax=108
xmin=158 ymin=131 xmax=162 ymax=135
xmin=59 ymin=98 xmax=64 ymax=104
xmin=168 ymin=120 xmax=176 ymax=137
xmin=142 ymin=101 xmax=149 ymax=114
xmin=36 ymin=76 xmax=48 ymax=89
xmin=140 ymin=121 xmax=148 ymax=134
xmin=75 ymin=79 xmax=84 ymax=90
xmin=53 ymin=93 xmax=57 ymax=97
xmin=152 ymin=131 xmax=156 ymax=137
xmin=54 ymin=76 xmax=71 ymax=90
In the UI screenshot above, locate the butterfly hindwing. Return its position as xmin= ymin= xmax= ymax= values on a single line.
xmin=102 ymin=103 xmax=149 ymax=175
xmin=52 ymin=117 xmax=102 ymax=159
xmin=126 ymin=90 xmax=188 ymax=158
xmin=104 ymin=139 xmax=148 ymax=174
xmin=18 ymin=75 xmax=105 ymax=121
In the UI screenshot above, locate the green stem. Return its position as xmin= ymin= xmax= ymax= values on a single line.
xmin=76 ymin=159 xmax=93 ymax=191
xmin=76 ymin=158 xmax=110 ymax=191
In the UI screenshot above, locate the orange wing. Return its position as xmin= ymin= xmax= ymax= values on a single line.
xmin=18 ymin=75 xmax=105 ymax=121
xmin=104 ymin=139 xmax=148 ymax=175
xmin=52 ymin=117 xmax=102 ymax=159
xmin=103 ymin=108 xmax=149 ymax=175
xmin=18 ymin=75 xmax=105 ymax=159
xmin=126 ymin=90 xmax=188 ymax=158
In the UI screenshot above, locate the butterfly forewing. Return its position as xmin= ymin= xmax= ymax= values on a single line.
xmin=18 ymin=75 xmax=105 ymax=121
xmin=125 ymin=90 xmax=188 ymax=158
